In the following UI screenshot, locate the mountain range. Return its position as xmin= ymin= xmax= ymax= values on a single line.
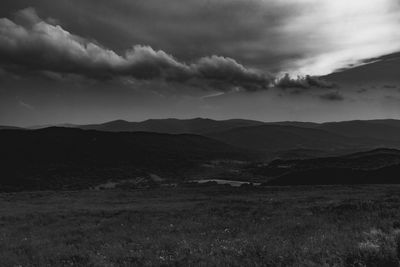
xmin=54 ymin=118 xmax=265 ymax=134
xmin=25 ymin=118 xmax=400 ymax=155
xmin=3 ymin=117 xmax=400 ymax=191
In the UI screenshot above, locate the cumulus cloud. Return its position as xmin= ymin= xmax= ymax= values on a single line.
xmin=191 ymin=56 xmax=273 ymax=91
xmin=2 ymin=0 xmax=399 ymax=78
xmin=0 ymin=8 xmax=273 ymax=91
xmin=275 ymin=74 xmax=335 ymax=90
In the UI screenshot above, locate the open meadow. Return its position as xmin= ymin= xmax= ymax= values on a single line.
xmin=1 ymin=185 xmax=400 ymax=266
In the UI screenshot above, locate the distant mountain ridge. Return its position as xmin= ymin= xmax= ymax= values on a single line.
xmin=0 ymin=125 xmax=24 ymax=130
xmin=17 ymin=118 xmax=400 ymax=155
xmin=206 ymin=120 xmax=400 ymax=155
xmin=27 ymin=117 xmax=400 ymax=136
xmin=77 ymin=118 xmax=265 ymax=134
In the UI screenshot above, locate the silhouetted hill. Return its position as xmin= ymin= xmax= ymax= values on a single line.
xmin=22 ymin=118 xmax=400 ymax=157
xmin=343 ymin=148 xmax=400 ymax=159
xmin=264 ymin=148 xmax=400 ymax=186
xmin=29 ymin=123 xmax=77 ymax=129
xmin=27 ymin=119 xmax=400 ymax=152
xmin=267 ymin=120 xmax=400 ymax=144
xmin=267 ymin=148 xmax=400 ymax=172
xmin=316 ymin=120 xmax=400 ymax=142
xmin=0 ymin=127 xmax=255 ymax=192
xmin=78 ymin=118 xmax=265 ymax=134
xmin=265 ymin=165 xmax=400 ymax=186
xmin=268 ymin=121 xmax=320 ymax=128
xmin=0 ymin=125 xmax=23 ymax=130
xmin=206 ymin=124 xmax=378 ymax=153
xmin=265 ymin=168 xmax=367 ymax=186
xmin=211 ymin=120 xmax=400 ymax=154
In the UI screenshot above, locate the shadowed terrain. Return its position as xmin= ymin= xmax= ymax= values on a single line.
xmin=0 ymin=127 xmax=257 ymax=192
xmin=4 ymin=123 xmax=400 ymax=191
xmin=261 ymin=148 xmax=400 ymax=185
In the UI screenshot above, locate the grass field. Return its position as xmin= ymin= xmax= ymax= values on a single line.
xmin=1 ymin=185 xmax=400 ymax=266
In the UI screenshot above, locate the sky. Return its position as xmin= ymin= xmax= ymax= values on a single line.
xmin=1 ymin=0 xmax=400 ymax=126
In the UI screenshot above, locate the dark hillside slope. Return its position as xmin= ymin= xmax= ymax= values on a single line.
xmin=265 ymin=164 xmax=400 ymax=186
xmin=207 ymin=124 xmax=374 ymax=152
xmin=0 ymin=126 xmax=23 ymax=130
xmin=264 ymin=148 xmax=400 ymax=186
xmin=317 ymin=120 xmax=400 ymax=142
xmin=267 ymin=120 xmax=400 ymax=145
xmin=268 ymin=148 xmax=400 ymax=171
xmin=256 ymin=148 xmax=400 ymax=181
xmin=0 ymin=128 xmax=254 ymax=191
xmin=265 ymin=168 xmax=367 ymax=186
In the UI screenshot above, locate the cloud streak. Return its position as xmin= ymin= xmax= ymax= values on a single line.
xmin=0 ymin=8 xmax=273 ymax=91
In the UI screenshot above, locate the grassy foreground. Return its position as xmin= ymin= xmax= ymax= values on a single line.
xmin=1 ymin=185 xmax=400 ymax=266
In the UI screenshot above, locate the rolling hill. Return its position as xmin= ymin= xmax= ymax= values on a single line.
xmin=264 ymin=148 xmax=400 ymax=174
xmin=24 ymin=118 xmax=400 ymax=157
xmin=0 ymin=125 xmax=23 ymax=130
xmin=264 ymin=165 xmax=400 ymax=186
xmin=206 ymin=124 xmax=390 ymax=153
xmin=27 ymin=118 xmax=400 ymax=146
xmin=0 ymin=127 xmax=256 ymax=192
xmin=264 ymin=148 xmax=400 ymax=186
xmin=316 ymin=120 xmax=400 ymax=142
xmin=3 ymin=121 xmax=400 ymax=191
xmin=271 ymin=119 xmax=400 ymax=142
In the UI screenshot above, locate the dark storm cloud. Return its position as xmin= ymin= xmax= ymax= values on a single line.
xmin=0 ymin=0 xmax=313 ymax=74
xmin=319 ymin=91 xmax=344 ymax=101
xmin=0 ymin=8 xmax=273 ymax=91
xmin=1 ymin=0 xmax=400 ymax=77
xmin=275 ymin=74 xmax=335 ymax=90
